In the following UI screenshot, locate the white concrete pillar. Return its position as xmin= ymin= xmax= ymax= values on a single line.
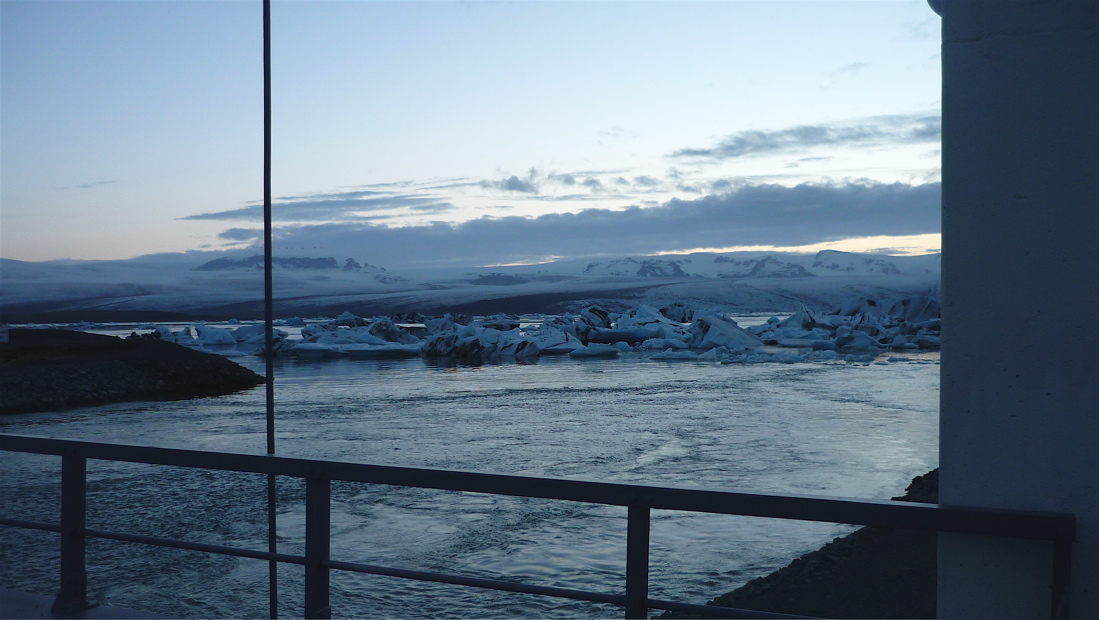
xmin=938 ymin=1 xmax=1098 ymax=618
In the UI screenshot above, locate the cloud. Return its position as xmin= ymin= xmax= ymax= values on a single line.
xmin=183 ymin=190 xmax=455 ymax=222
xmin=252 ymin=181 xmax=940 ymax=269
xmin=63 ymin=180 xmax=116 ymax=190
xmin=581 ymin=178 xmax=604 ymax=192
xmin=597 ymin=126 xmax=637 ymax=145
xmin=833 ymin=62 xmax=869 ymax=76
xmin=903 ymin=18 xmax=936 ymax=40
xmin=671 ymin=112 xmax=940 ymax=161
xmin=480 ymin=172 xmax=539 ymax=194
xmin=218 ymin=228 xmax=262 ymax=241
xmin=548 ymin=173 xmax=577 ymax=186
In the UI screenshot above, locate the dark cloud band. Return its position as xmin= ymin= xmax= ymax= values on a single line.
xmin=256 ymin=181 xmax=940 ymax=269
xmin=671 ymin=112 xmax=941 ymax=161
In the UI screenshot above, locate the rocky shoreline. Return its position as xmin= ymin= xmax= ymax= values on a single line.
xmin=0 ymin=329 xmax=265 ymax=415
xmin=662 ymin=469 xmax=938 ymax=619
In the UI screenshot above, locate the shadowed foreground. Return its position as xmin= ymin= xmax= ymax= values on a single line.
xmin=663 ymin=470 xmax=938 ymax=619
xmin=0 ymin=329 xmax=265 ymax=415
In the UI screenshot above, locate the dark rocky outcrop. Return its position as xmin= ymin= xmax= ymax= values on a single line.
xmin=664 ymin=469 xmax=938 ymax=619
xmin=0 ymin=329 xmax=265 ymax=415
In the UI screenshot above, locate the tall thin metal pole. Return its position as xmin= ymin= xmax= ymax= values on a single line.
xmin=263 ymin=0 xmax=278 ymax=617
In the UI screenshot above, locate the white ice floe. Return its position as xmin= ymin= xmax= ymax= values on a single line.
xmin=147 ymin=291 xmax=940 ymax=365
xmin=586 ymin=305 xmax=690 ymax=345
xmin=422 ymin=325 xmax=539 ymax=361
xmin=193 ymin=325 xmax=237 ymax=346
xmin=650 ymin=349 xmax=700 ymax=361
xmin=230 ymin=323 xmax=288 ymax=345
xmin=687 ymin=315 xmax=762 ymax=350
xmin=749 ymin=295 xmax=940 ymax=352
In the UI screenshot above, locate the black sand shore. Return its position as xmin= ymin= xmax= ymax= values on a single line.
xmin=0 ymin=329 xmax=265 ymax=415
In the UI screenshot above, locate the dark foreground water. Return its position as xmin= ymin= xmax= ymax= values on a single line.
xmin=0 ymin=350 xmax=938 ymax=618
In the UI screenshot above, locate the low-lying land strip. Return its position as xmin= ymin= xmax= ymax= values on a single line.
xmin=0 ymin=329 xmax=265 ymax=415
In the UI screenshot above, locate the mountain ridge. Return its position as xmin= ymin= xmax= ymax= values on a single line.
xmin=0 ymin=250 xmax=941 ymax=320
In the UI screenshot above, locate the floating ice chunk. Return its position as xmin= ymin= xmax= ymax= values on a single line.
xmin=588 ymin=328 xmax=656 ymax=344
xmin=530 ymin=330 xmax=581 ymax=355
xmin=154 ymin=325 xmax=194 ymax=344
xmin=424 ymin=313 xmax=473 ymax=334
xmin=835 ymin=332 xmax=883 ymax=350
xmin=480 ymin=313 xmax=520 ymax=331
xmin=640 ymin=338 xmax=689 ymax=350
xmin=619 ymin=305 xmax=689 ymax=333
xmin=723 ymin=350 xmax=804 ymax=364
xmin=688 ymin=316 xmax=762 ymax=350
xmin=914 ymin=335 xmax=941 ymax=349
xmin=777 ymin=339 xmax=816 ymax=348
xmin=568 ymin=343 xmax=620 ymax=358
xmin=880 ymin=296 xmax=941 ymax=323
xmin=332 ymin=311 xmax=369 ymax=327
xmin=578 ymin=305 xmax=613 ymax=329
xmin=289 ymin=342 xmax=347 ymax=359
xmin=367 ymin=317 xmax=421 ymax=344
xmin=777 ymin=308 xmax=825 ymax=330
xmin=612 ymin=341 xmax=633 ymax=352
xmin=697 ymin=346 xmax=729 ymax=361
xmin=343 ymin=343 xmax=422 ymax=360
xmin=232 ymin=323 xmax=288 ymax=344
xmin=650 ymin=349 xmax=700 ymax=360
xmin=422 ymin=326 xmax=539 ymax=360
xmin=659 ymin=302 xmax=694 ymax=323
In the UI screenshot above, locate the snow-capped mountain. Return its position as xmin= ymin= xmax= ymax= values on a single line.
xmin=810 ymin=249 xmax=940 ymax=276
xmin=712 ymin=256 xmax=815 ymax=279
xmin=582 ymin=258 xmax=689 ymax=278
xmin=0 ymin=249 xmax=941 ymax=320
xmin=569 ymin=251 xmax=938 ymax=279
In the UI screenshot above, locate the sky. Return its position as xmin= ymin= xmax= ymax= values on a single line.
xmin=1 ymin=0 xmax=942 ymax=269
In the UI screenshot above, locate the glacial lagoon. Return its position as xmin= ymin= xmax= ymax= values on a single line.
xmin=0 ymin=322 xmax=938 ymax=618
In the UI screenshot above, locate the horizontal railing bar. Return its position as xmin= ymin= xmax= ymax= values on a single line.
xmin=0 ymin=434 xmax=1074 ymax=542
xmin=82 ymin=528 xmax=306 ymax=566
xmin=326 ymin=558 xmax=627 ymax=606
xmin=0 ymin=517 xmax=62 ymax=533
xmin=647 ymin=597 xmax=815 ymax=619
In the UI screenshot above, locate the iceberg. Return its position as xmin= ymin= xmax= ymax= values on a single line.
xmin=688 ymin=316 xmax=763 ymax=350
xmin=480 ymin=313 xmax=520 ymax=331
xmin=231 ymin=323 xmax=288 ymax=345
xmin=193 ymin=325 xmax=238 ymax=346
xmin=749 ymin=295 xmax=940 ymax=352
xmin=422 ymin=325 xmax=539 ymax=361
xmin=587 ymin=305 xmax=690 ymax=344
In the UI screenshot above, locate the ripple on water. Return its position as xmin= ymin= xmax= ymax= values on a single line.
xmin=0 ymin=351 xmax=938 ymax=617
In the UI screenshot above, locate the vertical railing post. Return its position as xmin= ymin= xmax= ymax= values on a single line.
xmin=625 ymin=504 xmax=650 ymax=619
xmin=52 ymin=453 xmax=88 ymax=614
xmin=304 ymin=476 xmax=331 ymax=619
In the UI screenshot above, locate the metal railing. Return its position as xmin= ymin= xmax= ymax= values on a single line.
xmin=0 ymin=433 xmax=1077 ymax=619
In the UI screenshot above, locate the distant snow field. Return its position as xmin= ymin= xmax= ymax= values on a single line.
xmin=0 ymin=250 xmax=939 ymax=320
